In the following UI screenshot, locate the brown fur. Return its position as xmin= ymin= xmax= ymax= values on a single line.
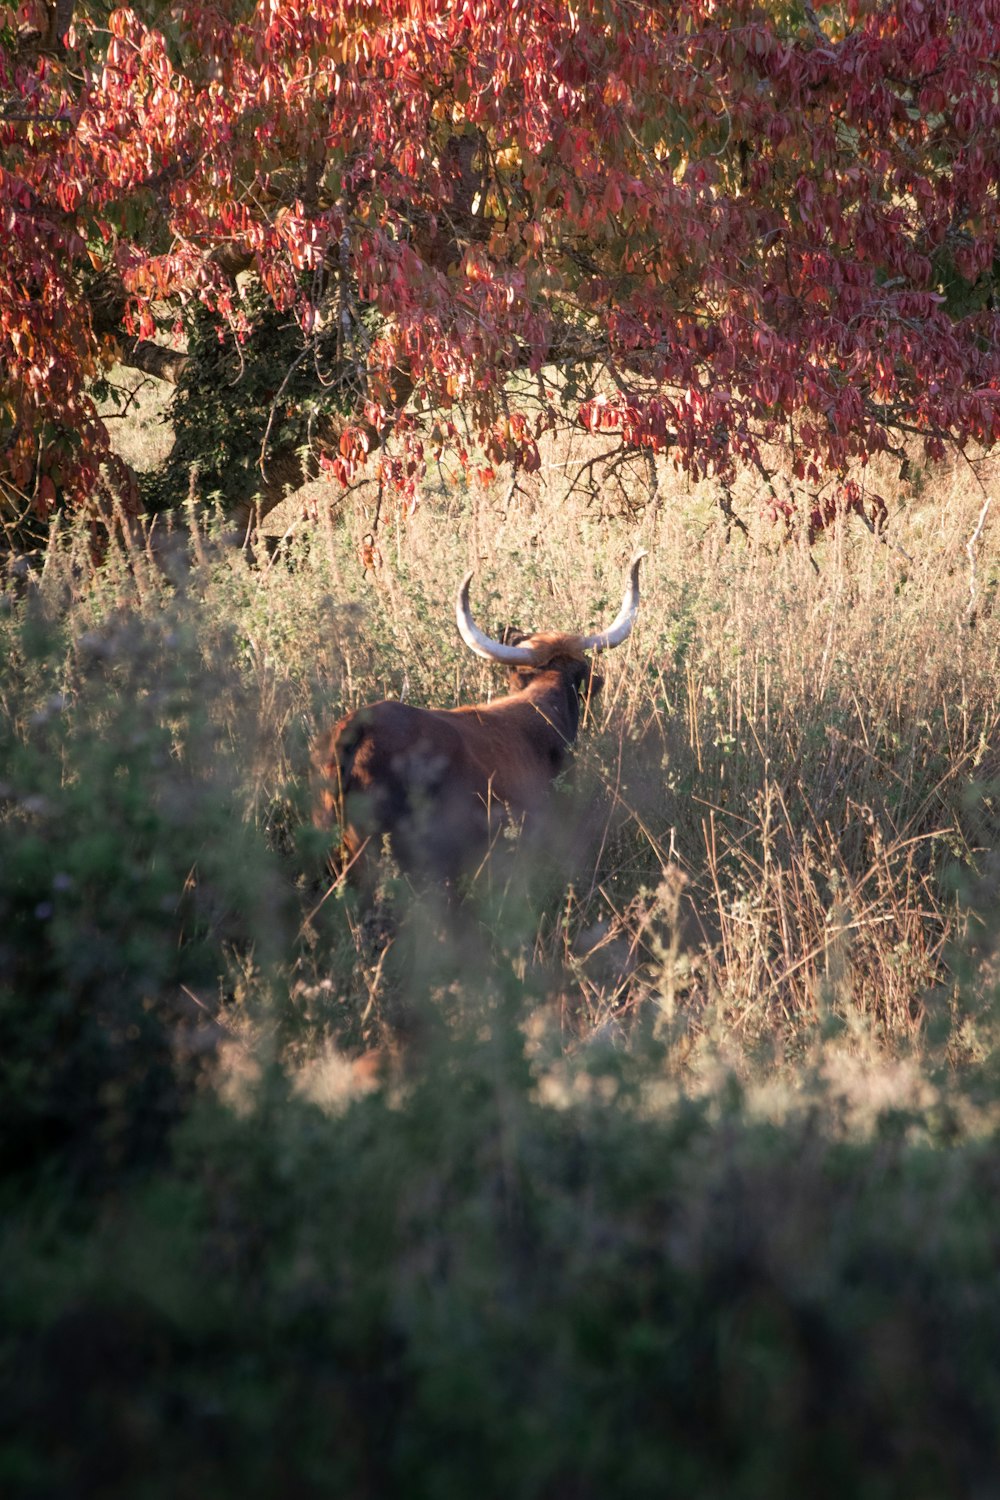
xmin=313 ymin=637 xmax=601 ymax=895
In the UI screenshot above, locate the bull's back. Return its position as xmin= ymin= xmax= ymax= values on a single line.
xmin=314 ymin=702 xmax=485 ymax=880
xmin=446 ymin=702 xmax=562 ymax=817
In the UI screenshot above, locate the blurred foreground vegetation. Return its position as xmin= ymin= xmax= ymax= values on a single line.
xmin=2 ymin=483 xmax=1000 ymax=1498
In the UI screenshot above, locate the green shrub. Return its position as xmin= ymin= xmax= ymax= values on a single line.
xmin=3 ymin=1030 xmax=1000 ymax=1500
xmin=139 ymin=284 xmax=370 ymax=515
xmin=0 ymin=592 xmax=284 ymax=1187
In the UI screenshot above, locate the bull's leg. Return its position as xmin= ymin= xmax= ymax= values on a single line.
xmin=336 ymin=826 xmax=379 ymax=910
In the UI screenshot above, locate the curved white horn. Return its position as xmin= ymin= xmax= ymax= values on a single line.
xmin=577 ymin=550 xmax=647 ymax=652
xmin=456 ymin=571 xmax=537 ymax=665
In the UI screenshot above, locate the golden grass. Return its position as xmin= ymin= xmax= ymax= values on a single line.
xmin=40 ymin=421 xmax=1000 ymax=1103
xmin=261 ymin=443 xmax=1000 ymax=1073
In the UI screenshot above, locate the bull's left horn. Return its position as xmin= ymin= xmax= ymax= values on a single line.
xmin=577 ymin=549 xmax=647 ymax=652
xmin=456 ymin=571 xmax=537 ymax=664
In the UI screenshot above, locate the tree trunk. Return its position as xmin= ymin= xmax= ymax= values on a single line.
xmin=123 ymin=341 xmax=190 ymax=385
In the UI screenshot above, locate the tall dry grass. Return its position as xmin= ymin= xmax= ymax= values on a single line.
xmin=15 ymin=445 xmax=1000 ymax=1103
xmin=267 ymin=454 xmax=1000 ymax=1077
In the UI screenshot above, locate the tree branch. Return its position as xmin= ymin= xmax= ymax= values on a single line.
xmin=121 ymin=341 xmax=190 ymax=385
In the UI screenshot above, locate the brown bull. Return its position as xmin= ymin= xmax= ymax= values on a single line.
xmin=313 ymin=551 xmax=646 ymax=893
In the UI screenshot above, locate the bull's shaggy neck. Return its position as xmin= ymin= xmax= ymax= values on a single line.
xmin=505 ymin=661 xmax=590 ymax=750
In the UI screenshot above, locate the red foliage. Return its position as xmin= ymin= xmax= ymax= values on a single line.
xmin=3 ymin=1 xmax=1000 ymax=523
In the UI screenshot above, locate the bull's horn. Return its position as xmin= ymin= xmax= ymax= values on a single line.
xmin=456 ymin=571 xmax=537 ymax=664
xmin=577 ymin=549 xmax=647 ymax=652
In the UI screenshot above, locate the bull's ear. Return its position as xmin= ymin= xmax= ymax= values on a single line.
xmin=500 ymin=625 xmax=530 ymax=648
xmin=587 ymin=668 xmax=605 ymax=697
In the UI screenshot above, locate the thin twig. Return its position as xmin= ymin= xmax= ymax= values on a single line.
xmin=964 ymin=495 xmax=992 ymax=624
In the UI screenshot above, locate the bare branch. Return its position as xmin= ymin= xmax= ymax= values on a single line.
xmin=120 ymin=341 xmax=190 ymax=385
xmin=965 ymin=496 xmax=993 ymax=625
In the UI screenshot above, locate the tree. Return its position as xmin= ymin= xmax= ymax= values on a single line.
xmin=3 ymin=0 xmax=1000 ymax=533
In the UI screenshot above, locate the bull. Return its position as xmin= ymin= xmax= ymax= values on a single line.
xmin=314 ymin=551 xmax=646 ymax=895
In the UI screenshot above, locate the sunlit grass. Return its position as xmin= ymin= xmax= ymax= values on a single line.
xmin=7 ymin=447 xmax=999 ymax=1114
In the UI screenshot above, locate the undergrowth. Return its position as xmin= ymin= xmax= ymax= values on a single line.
xmin=2 ymin=474 xmax=1000 ymax=1496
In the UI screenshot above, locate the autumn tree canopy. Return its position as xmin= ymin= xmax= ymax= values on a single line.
xmin=3 ymin=0 xmax=1000 ymax=529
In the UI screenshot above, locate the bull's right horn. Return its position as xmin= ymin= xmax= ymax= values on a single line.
xmin=456 ymin=571 xmax=537 ymax=664
xmin=577 ymin=549 xmax=647 ymax=652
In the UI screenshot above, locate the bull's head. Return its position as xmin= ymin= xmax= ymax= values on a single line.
xmin=455 ymin=549 xmax=647 ymax=699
